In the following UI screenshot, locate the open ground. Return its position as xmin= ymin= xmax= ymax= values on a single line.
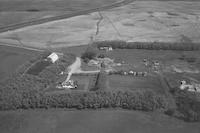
xmin=0 ymin=45 xmax=39 ymax=81
xmin=0 ymin=110 xmax=200 ymax=133
xmin=0 ymin=1 xmax=200 ymax=49
xmin=0 ymin=0 xmax=120 ymax=28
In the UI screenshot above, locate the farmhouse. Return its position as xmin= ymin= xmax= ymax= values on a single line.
xmin=47 ymin=52 xmax=59 ymax=63
xmin=56 ymin=80 xmax=78 ymax=89
xmin=99 ymin=46 xmax=113 ymax=51
xmin=180 ymin=80 xmax=200 ymax=92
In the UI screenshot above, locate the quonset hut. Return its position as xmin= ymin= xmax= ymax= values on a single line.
xmin=47 ymin=52 xmax=59 ymax=63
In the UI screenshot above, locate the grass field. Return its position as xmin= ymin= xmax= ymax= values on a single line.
xmin=1 ymin=0 xmax=200 ymax=48
xmin=0 ymin=45 xmax=39 ymax=81
xmin=0 ymin=0 xmax=120 ymax=28
xmin=108 ymin=75 xmax=164 ymax=93
xmin=0 ymin=110 xmax=199 ymax=133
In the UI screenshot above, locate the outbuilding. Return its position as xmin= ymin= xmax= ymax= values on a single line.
xmin=47 ymin=52 xmax=59 ymax=63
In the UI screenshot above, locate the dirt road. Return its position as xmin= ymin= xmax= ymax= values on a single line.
xmin=66 ymin=57 xmax=100 ymax=81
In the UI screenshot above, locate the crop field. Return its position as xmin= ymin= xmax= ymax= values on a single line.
xmin=0 ymin=45 xmax=39 ymax=81
xmin=0 ymin=110 xmax=200 ymax=133
xmin=0 ymin=0 xmax=120 ymax=28
xmin=1 ymin=1 xmax=200 ymax=48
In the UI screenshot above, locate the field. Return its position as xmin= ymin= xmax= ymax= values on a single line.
xmin=0 ymin=0 xmax=120 ymax=28
xmin=27 ymin=60 xmax=51 ymax=75
xmin=0 ymin=0 xmax=200 ymax=132
xmin=0 ymin=45 xmax=39 ymax=81
xmin=0 ymin=1 xmax=200 ymax=48
xmin=0 ymin=110 xmax=200 ymax=133
xmin=108 ymin=75 xmax=164 ymax=93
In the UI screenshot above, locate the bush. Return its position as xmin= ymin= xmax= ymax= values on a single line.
xmin=81 ymin=51 xmax=97 ymax=63
xmin=165 ymin=108 xmax=175 ymax=116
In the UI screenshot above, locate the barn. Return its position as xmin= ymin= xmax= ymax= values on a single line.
xmin=47 ymin=52 xmax=59 ymax=63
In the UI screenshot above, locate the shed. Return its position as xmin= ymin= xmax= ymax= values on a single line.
xmin=47 ymin=52 xmax=59 ymax=63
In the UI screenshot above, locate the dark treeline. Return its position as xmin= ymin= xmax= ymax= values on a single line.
xmin=0 ymin=83 xmax=168 ymax=111
xmin=95 ymin=40 xmax=200 ymax=51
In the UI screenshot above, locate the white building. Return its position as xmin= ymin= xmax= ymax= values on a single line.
xmin=99 ymin=46 xmax=113 ymax=51
xmin=56 ymin=80 xmax=78 ymax=89
xmin=180 ymin=80 xmax=200 ymax=92
xmin=47 ymin=52 xmax=59 ymax=63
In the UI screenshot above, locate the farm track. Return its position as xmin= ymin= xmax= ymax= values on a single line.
xmin=0 ymin=0 xmax=134 ymax=33
xmin=0 ymin=41 xmax=44 ymax=52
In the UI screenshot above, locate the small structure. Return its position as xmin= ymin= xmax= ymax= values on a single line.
xmin=99 ymin=46 xmax=113 ymax=51
xmin=129 ymin=70 xmax=134 ymax=74
xmin=153 ymin=61 xmax=160 ymax=66
xmin=46 ymin=52 xmax=59 ymax=63
xmin=88 ymin=59 xmax=99 ymax=66
xmin=180 ymin=80 xmax=200 ymax=92
xmin=123 ymin=71 xmax=128 ymax=75
xmin=56 ymin=80 xmax=78 ymax=89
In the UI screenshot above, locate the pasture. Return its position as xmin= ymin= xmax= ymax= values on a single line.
xmin=0 ymin=45 xmax=39 ymax=81
xmin=0 ymin=0 xmax=120 ymax=28
xmin=1 ymin=0 xmax=200 ymax=48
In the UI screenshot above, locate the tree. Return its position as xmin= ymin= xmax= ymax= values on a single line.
xmin=81 ymin=46 xmax=97 ymax=62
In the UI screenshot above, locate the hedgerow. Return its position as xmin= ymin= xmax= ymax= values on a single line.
xmin=95 ymin=41 xmax=200 ymax=51
xmin=0 ymin=83 xmax=169 ymax=111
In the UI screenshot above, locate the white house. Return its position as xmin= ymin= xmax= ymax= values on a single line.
xmin=47 ymin=52 xmax=59 ymax=63
xmin=180 ymin=80 xmax=200 ymax=92
xmin=56 ymin=80 xmax=77 ymax=89
xmin=99 ymin=46 xmax=113 ymax=51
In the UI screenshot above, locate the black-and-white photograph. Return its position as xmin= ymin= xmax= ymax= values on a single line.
xmin=0 ymin=0 xmax=200 ymax=133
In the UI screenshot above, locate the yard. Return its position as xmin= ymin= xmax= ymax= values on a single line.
xmin=107 ymin=75 xmax=164 ymax=94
